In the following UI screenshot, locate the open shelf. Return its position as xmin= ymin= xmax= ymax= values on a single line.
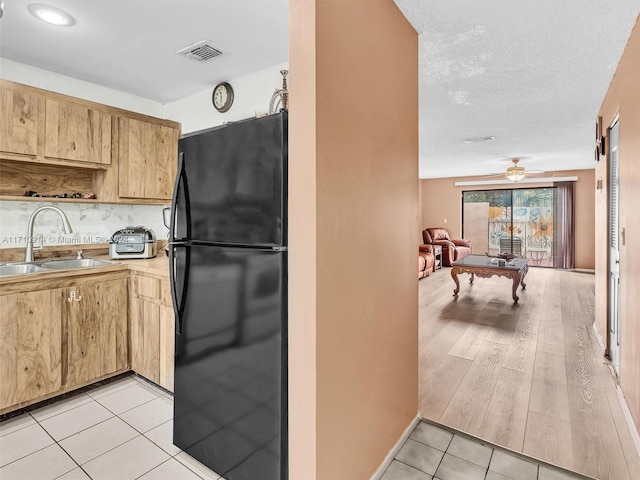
xmin=0 ymin=195 xmax=100 ymax=204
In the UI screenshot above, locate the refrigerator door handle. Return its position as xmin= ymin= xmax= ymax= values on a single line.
xmin=170 ymin=152 xmax=192 ymax=242
xmin=169 ymin=243 xmax=189 ymax=335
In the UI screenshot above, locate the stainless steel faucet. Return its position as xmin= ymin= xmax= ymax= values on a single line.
xmin=24 ymin=206 xmax=73 ymax=262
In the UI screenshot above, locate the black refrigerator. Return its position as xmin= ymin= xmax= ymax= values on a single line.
xmin=168 ymin=112 xmax=287 ymax=480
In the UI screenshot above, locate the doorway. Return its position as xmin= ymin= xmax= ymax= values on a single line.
xmin=608 ymin=119 xmax=620 ymax=375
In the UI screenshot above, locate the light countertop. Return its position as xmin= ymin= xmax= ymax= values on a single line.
xmin=108 ymin=253 xmax=169 ymax=278
xmin=0 ymin=252 xmax=170 ymax=287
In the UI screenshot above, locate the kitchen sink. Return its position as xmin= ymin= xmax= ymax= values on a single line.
xmin=39 ymin=258 xmax=113 ymax=270
xmin=0 ymin=257 xmax=114 ymax=277
xmin=0 ymin=263 xmax=49 ymax=276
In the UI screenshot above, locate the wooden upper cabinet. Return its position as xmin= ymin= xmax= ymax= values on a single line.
xmin=118 ymin=117 xmax=178 ymax=200
xmin=0 ymin=85 xmax=39 ymax=158
xmin=0 ymin=80 xmax=180 ymax=204
xmin=44 ymin=99 xmax=111 ymax=165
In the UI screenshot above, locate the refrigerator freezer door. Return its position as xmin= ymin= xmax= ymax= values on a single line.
xmin=178 ymin=112 xmax=287 ymax=247
xmin=173 ymin=244 xmax=287 ymax=480
xmin=169 ymin=152 xmax=191 ymax=243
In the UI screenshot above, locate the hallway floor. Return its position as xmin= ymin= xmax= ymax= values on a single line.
xmin=418 ymin=267 xmax=640 ymax=480
xmin=380 ymin=419 xmax=592 ymax=480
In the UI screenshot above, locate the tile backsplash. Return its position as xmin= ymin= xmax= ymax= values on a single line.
xmin=0 ymin=201 xmax=169 ymax=249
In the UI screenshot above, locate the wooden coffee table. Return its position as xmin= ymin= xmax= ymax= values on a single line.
xmin=451 ymin=255 xmax=529 ymax=302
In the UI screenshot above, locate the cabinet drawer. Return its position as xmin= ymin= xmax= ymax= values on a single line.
xmin=133 ymin=274 xmax=159 ymax=300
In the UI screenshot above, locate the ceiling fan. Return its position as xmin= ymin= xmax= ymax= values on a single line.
xmin=487 ymin=158 xmax=545 ymax=182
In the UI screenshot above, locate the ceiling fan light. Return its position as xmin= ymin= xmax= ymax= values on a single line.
xmin=506 ymin=171 xmax=526 ymax=182
xmin=504 ymin=158 xmax=526 ymax=181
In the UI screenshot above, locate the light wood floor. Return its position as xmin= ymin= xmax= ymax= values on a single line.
xmin=418 ymin=266 xmax=640 ymax=480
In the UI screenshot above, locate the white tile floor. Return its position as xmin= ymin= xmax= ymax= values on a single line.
xmin=0 ymin=375 xmax=221 ymax=480
xmin=380 ymin=420 xmax=595 ymax=480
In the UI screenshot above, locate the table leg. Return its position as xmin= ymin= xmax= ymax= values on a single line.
xmin=511 ymin=273 xmax=521 ymax=302
xmin=520 ymin=265 xmax=528 ymax=289
xmin=469 ymin=273 xmax=475 ymax=284
xmin=451 ymin=268 xmax=460 ymax=296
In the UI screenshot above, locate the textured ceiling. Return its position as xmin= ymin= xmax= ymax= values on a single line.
xmin=1 ymin=1 xmax=638 ymax=179
xmin=394 ymin=0 xmax=640 ymax=178
xmin=0 ymin=0 xmax=288 ymax=103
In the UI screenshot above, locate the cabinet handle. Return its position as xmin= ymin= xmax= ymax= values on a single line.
xmin=68 ymin=291 xmax=82 ymax=302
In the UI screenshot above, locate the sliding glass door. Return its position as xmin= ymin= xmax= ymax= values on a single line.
xmin=462 ymin=187 xmax=556 ymax=267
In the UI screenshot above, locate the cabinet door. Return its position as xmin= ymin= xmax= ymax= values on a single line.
xmin=130 ymin=274 xmax=161 ymax=384
xmin=0 ymin=86 xmax=39 ymax=158
xmin=130 ymin=275 xmax=174 ymax=391
xmin=0 ymin=289 xmax=62 ymax=411
xmin=159 ymin=303 xmax=175 ymax=392
xmin=118 ymin=117 xmax=178 ymax=200
xmin=44 ymin=99 xmax=111 ymax=165
xmin=158 ymin=278 xmax=174 ymax=392
xmin=65 ymin=278 xmax=128 ymax=388
xmin=130 ymin=296 xmax=161 ymax=384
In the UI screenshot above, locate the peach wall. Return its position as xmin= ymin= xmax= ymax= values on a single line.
xmin=289 ymin=0 xmax=419 ymax=478
xmin=573 ymin=170 xmax=596 ymax=270
xmin=288 ymin=0 xmax=317 ymax=477
xmin=420 ymin=169 xmax=596 ymax=270
xmin=597 ymin=15 xmax=640 ymax=431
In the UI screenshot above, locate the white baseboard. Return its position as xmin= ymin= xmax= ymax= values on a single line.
xmin=590 ymin=323 xmax=640 ymax=459
xmin=370 ymin=414 xmax=420 ymax=480
xmin=616 ymin=385 xmax=640 ymax=460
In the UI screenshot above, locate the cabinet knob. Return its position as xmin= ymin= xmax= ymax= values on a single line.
xmin=68 ymin=291 xmax=82 ymax=302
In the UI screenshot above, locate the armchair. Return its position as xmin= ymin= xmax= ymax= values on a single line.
xmin=418 ymin=244 xmax=435 ymax=279
xmin=422 ymin=227 xmax=472 ymax=267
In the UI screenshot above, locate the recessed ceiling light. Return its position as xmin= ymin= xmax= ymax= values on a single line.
xmin=462 ymin=136 xmax=496 ymax=144
xmin=28 ymin=4 xmax=75 ymax=26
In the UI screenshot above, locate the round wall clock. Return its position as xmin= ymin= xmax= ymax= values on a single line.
xmin=212 ymin=82 xmax=234 ymax=113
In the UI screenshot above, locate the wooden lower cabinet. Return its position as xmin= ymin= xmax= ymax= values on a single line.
xmin=130 ymin=273 xmax=174 ymax=392
xmin=0 ymin=271 xmax=129 ymax=414
xmin=65 ymin=278 xmax=128 ymax=389
xmin=130 ymin=297 xmax=161 ymax=384
xmin=0 ymin=289 xmax=63 ymax=411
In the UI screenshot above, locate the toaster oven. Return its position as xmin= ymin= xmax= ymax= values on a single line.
xmin=109 ymin=226 xmax=157 ymax=259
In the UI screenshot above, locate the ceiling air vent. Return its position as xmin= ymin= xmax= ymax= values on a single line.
xmin=177 ymin=40 xmax=223 ymax=62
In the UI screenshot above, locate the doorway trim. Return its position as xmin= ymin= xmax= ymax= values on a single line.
xmin=607 ymin=116 xmax=621 ymax=375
